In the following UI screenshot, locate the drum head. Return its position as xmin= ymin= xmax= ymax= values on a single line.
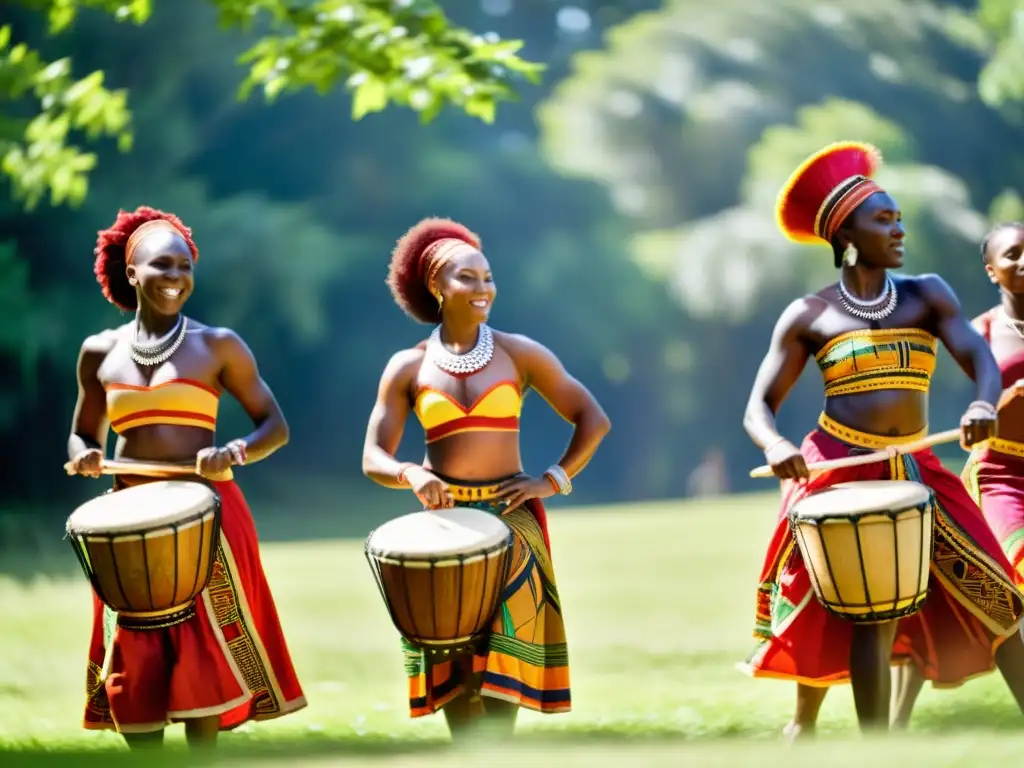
xmin=367 ymin=507 xmax=511 ymax=559
xmin=791 ymin=480 xmax=932 ymax=520
xmin=67 ymin=480 xmax=217 ymax=534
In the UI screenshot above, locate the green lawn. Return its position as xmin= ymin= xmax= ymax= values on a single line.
xmin=2 ymin=489 xmax=1023 ymax=765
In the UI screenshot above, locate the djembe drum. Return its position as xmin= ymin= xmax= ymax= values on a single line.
xmin=365 ymin=506 xmax=514 ymax=656
xmin=788 ymin=480 xmax=935 ymax=622
xmin=65 ymin=480 xmax=221 ymax=629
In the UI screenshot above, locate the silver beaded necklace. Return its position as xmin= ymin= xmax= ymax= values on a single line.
xmin=837 ymin=274 xmax=898 ymax=321
xmin=426 ymin=323 xmax=494 ymax=375
xmin=130 ymin=314 xmax=188 ymax=367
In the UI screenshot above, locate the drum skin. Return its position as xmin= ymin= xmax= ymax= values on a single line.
xmin=789 ymin=480 xmax=935 ymax=623
xmin=66 ymin=481 xmax=221 ymax=628
xmin=366 ymin=508 xmax=514 ymax=650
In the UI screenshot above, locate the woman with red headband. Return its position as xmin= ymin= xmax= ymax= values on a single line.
xmin=66 ymin=206 xmax=306 ymax=748
xmin=362 ymin=217 xmax=611 ymax=740
xmin=740 ymin=144 xmax=1024 ymax=737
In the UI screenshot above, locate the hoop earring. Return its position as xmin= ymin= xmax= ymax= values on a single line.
xmin=843 ymin=245 xmax=859 ymax=267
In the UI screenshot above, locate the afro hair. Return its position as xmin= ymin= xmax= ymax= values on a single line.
xmin=94 ymin=206 xmax=198 ymax=311
xmin=386 ymin=217 xmax=481 ymax=324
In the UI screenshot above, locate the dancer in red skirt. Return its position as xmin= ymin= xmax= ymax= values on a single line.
xmin=66 ymin=207 xmax=306 ymax=748
xmin=741 ymin=144 xmax=1024 ymax=738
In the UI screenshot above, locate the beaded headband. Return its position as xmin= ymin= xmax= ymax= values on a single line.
xmin=814 ymin=176 xmax=884 ymax=242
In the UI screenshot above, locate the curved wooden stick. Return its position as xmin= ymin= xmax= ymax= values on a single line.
xmin=748 ymin=428 xmax=963 ymax=479
xmin=63 ymin=458 xmax=198 ymax=478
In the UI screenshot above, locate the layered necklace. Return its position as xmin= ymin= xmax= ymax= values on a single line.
xmin=131 ymin=313 xmax=188 ymax=367
xmin=837 ymin=273 xmax=898 ymax=321
xmin=426 ymin=323 xmax=494 ymax=375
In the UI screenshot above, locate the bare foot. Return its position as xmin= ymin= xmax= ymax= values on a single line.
xmin=782 ymin=721 xmax=816 ymax=743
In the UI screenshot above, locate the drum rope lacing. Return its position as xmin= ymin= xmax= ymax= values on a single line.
xmin=68 ymin=487 xmax=221 ymax=631
xmin=790 ymin=482 xmax=933 ymax=622
xmin=365 ymin=512 xmax=514 ymax=657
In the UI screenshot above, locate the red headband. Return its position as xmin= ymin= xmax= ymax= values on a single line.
xmin=423 ymin=238 xmax=479 ymax=294
xmin=125 ymin=219 xmax=188 ymax=265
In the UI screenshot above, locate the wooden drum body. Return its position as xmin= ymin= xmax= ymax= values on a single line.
xmin=365 ymin=507 xmax=514 ymax=657
xmin=66 ymin=480 xmax=222 ymax=630
xmin=788 ymin=480 xmax=935 ymax=623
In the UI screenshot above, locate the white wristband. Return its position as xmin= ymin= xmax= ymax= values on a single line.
xmin=544 ymin=465 xmax=572 ymax=496
xmin=968 ymin=400 xmax=997 ymax=416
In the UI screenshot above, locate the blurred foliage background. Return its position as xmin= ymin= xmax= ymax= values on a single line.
xmin=2 ymin=0 xmax=1023 ymax=548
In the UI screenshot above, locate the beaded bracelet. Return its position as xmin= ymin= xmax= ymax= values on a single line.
xmin=544 ymin=465 xmax=573 ymax=496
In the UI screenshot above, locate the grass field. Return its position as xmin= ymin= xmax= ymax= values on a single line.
xmin=3 ymin=489 xmax=1024 ymax=766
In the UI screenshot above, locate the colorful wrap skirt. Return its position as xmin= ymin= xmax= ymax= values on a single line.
xmin=741 ymin=415 xmax=1024 ymax=688
xmin=82 ymin=476 xmax=306 ymax=733
xmin=401 ymin=479 xmax=570 ymax=718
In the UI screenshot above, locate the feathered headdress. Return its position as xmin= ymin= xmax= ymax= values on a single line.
xmin=775 ymin=142 xmax=885 ymax=246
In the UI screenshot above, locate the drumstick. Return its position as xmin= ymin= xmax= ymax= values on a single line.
xmin=62 ymin=458 xmax=198 ymax=478
xmin=748 ymin=428 xmax=962 ymax=479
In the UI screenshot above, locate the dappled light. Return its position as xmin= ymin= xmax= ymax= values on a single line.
xmin=4 ymin=0 xmax=1024 ymax=763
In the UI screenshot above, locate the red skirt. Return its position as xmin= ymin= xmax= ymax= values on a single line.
xmin=82 ymin=479 xmax=306 ymax=733
xmin=741 ymin=427 xmax=1024 ymax=688
xmin=963 ymin=441 xmax=1024 ymax=576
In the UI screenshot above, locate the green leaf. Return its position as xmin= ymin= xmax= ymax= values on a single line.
xmin=351 ymin=74 xmax=388 ymax=120
xmin=264 ymin=75 xmax=287 ymax=101
xmin=464 ymin=96 xmax=495 ymax=124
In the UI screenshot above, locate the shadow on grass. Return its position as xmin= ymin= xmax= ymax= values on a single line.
xmin=5 ymin=707 xmax=1024 ymax=767
xmin=1 ymin=731 xmax=767 ymax=768
xmin=912 ymin=701 xmax=1024 ymax=732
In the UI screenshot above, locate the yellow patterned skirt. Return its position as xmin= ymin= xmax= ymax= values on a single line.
xmin=402 ymin=493 xmax=570 ymax=717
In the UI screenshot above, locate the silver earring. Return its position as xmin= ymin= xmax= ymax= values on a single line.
xmin=843 ymin=244 xmax=858 ymax=267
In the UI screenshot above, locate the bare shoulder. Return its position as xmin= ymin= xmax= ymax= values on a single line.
xmin=199 ymin=325 xmax=251 ymax=357
xmin=971 ymin=305 xmax=998 ymax=333
xmin=903 ymin=273 xmax=962 ymax=314
xmin=77 ymin=328 xmax=121 ymax=383
xmin=903 ymin=272 xmax=955 ymax=299
xmin=80 ymin=327 xmax=121 ymax=357
xmin=774 ymin=294 xmax=827 ymax=337
xmin=200 ymin=325 xmax=240 ymax=343
xmin=382 ymin=346 xmax=426 ymax=382
xmin=493 ymin=330 xmax=550 ymax=360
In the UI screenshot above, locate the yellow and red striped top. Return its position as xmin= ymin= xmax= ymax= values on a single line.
xmin=105 ymin=378 xmax=219 ymax=435
xmin=413 ymin=380 xmax=521 ymax=444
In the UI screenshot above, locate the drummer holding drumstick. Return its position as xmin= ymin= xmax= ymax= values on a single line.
xmin=66 ymin=207 xmax=306 ymax=748
xmin=893 ymin=222 xmax=1024 ymax=727
xmin=740 ymin=144 xmax=1024 ymax=739
xmin=362 ymin=217 xmax=610 ymax=741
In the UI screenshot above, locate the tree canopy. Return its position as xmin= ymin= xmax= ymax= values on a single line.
xmin=0 ymin=0 xmax=543 ymax=210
